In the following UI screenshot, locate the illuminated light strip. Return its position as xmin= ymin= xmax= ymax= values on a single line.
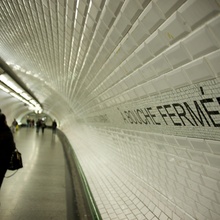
xmin=0 ymin=84 xmax=10 ymax=93
xmin=0 ymin=73 xmax=42 ymax=112
xmin=10 ymin=92 xmax=36 ymax=109
xmin=0 ymin=74 xmax=23 ymax=93
xmin=20 ymin=92 xmax=32 ymax=100
xmin=10 ymin=92 xmax=26 ymax=101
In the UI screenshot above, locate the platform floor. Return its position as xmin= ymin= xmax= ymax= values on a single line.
xmin=0 ymin=127 xmax=67 ymax=220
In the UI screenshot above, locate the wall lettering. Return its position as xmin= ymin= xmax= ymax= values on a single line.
xmin=81 ymin=80 xmax=220 ymax=140
xmin=117 ymin=97 xmax=220 ymax=128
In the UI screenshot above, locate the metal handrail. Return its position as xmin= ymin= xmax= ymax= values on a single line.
xmin=57 ymin=130 xmax=102 ymax=220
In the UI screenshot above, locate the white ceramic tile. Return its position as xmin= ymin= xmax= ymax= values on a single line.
xmin=151 ymin=76 xmax=171 ymax=93
xmin=210 ymin=211 xmax=220 ymax=220
xmin=160 ymin=12 xmax=190 ymax=44
xmin=205 ymin=50 xmax=220 ymax=77
xmin=145 ymin=211 xmax=154 ymax=220
xmin=127 ymin=54 xmax=142 ymax=72
xmin=127 ymin=89 xmax=138 ymax=99
xmin=206 ymin=139 xmax=220 ymax=154
xmin=164 ymin=43 xmax=191 ymax=68
xmin=139 ymin=1 xmax=165 ymax=34
xmin=135 ymin=43 xmax=154 ymax=64
xmin=178 ymin=0 xmax=220 ymax=30
xmin=188 ymin=151 xmax=208 ymax=164
xmin=202 ymin=175 xmax=219 ymax=191
xmin=159 ymin=212 xmax=169 ymax=220
xmin=136 ymin=213 xmax=146 ymax=220
xmin=188 ymin=161 xmax=205 ymax=175
xmin=184 ymin=58 xmax=215 ymax=83
xmin=146 ymin=30 xmax=169 ymax=55
xmin=177 ymin=158 xmax=190 ymax=169
xmin=215 ymin=192 xmax=220 ymax=203
xmin=188 ymin=138 xmax=211 ymax=153
xmin=187 ymin=170 xmax=203 ymax=184
xmin=198 ymin=194 xmax=214 ymax=215
xmin=176 ymin=148 xmax=191 ymax=159
xmin=122 ymin=0 xmax=142 ymax=23
xmin=205 ymin=153 xmax=220 ymax=168
xmin=115 ymin=13 xmax=131 ymax=37
xmin=175 ymin=206 xmax=187 ymax=220
xmin=212 ymin=201 xmax=220 ymax=215
xmin=120 ymin=35 xmax=137 ymax=55
xmin=164 ymin=135 xmax=178 ymax=146
xmin=185 ymin=188 xmax=198 ymax=203
xmin=176 ymin=168 xmax=188 ymax=181
xmin=151 ymin=55 xmax=172 ymax=75
xmin=208 ymin=15 xmax=220 ymax=46
xmin=183 ymin=26 xmax=219 ymax=59
xmin=164 ymin=206 xmax=172 ymax=218
xmin=175 ymin=136 xmax=192 ymax=149
xmin=154 ymin=0 xmax=186 ymax=17
xmin=131 ymin=69 xmax=146 ymax=85
xmin=173 ymin=213 xmax=181 ymax=220
xmin=134 ymin=85 xmax=146 ymax=97
xmin=142 ymin=81 xmax=157 ymax=95
xmin=199 ymin=185 xmax=218 ymax=202
xmin=166 ymin=68 xmax=190 ymax=88
xmin=193 ymin=211 xmax=207 ymax=220
xmin=139 ymin=63 xmax=157 ymax=81
xmin=182 ymin=203 xmax=195 ymax=219
xmin=124 ymin=76 xmax=136 ymax=87
xmin=130 ymin=20 xmax=150 ymax=45
xmin=203 ymin=166 xmax=220 ymax=181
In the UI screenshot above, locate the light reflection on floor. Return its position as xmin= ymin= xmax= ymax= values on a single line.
xmin=0 ymin=128 xmax=67 ymax=220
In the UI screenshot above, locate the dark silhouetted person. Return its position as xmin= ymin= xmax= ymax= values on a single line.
xmin=36 ymin=119 xmax=41 ymax=133
xmin=0 ymin=113 xmax=16 ymax=189
xmin=41 ymin=120 xmax=46 ymax=133
xmin=11 ymin=118 xmax=18 ymax=133
xmin=52 ymin=120 xmax=57 ymax=134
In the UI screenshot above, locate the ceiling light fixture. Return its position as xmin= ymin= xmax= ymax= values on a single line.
xmin=0 ymin=73 xmax=42 ymax=112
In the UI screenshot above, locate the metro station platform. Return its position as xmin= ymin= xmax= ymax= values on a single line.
xmin=0 ymin=127 xmax=99 ymax=220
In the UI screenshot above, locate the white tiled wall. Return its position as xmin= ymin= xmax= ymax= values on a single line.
xmin=61 ymin=1 xmax=220 ymax=219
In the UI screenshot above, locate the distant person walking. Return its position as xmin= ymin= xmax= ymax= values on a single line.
xmin=36 ymin=119 xmax=41 ymax=133
xmin=0 ymin=113 xmax=16 ymax=188
xmin=52 ymin=120 xmax=57 ymax=134
xmin=11 ymin=119 xmax=18 ymax=133
xmin=41 ymin=120 xmax=46 ymax=133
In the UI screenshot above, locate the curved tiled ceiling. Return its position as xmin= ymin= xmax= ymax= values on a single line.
xmin=0 ymin=0 xmax=220 ymax=121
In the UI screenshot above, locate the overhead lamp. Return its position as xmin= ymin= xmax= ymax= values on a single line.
xmin=10 ymin=92 xmax=25 ymax=101
xmin=29 ymin=99 xmax=38 ymax=105
xmin=0 ymin=83 xmax=10 ymax=93
xmin=20 ymin=92 xmax=32 ymax=100
xmin=0 ymin=73 xmax=42 ymax=112
xmin=0 ymin=74 xmax=23 ymax=93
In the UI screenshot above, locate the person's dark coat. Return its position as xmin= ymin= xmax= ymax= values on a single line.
xmin=0 ymin=114 xmax=16 ymax=188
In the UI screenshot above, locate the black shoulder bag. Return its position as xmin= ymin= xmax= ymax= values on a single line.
xmin=8 ymin=149 xmax=23 ymax=171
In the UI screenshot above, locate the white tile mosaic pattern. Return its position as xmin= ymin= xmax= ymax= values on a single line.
xmin=0 ymin=0 xmax=220 ymax=220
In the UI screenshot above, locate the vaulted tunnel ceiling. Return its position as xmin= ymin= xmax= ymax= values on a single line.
xmin=0 ymin=0 xmax=220 ymax=122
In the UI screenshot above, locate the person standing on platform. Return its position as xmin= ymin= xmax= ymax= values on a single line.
xmin=52 ymin=120 xmax=57 ymax=134
xmin=36 ymin=119 xmax=41 ymax=133
xmin=0 ymin=113 xmax=16 ymax=189
xmin=41 ymin=120 xmax=46 ymax=133
xmin=11 ymin=118 xmax=18 ymax=133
